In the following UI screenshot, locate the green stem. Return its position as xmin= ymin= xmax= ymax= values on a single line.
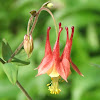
xmin=39 ymin=7 xmax=58 ymax=37
xmin=27 ymin=16 xmax=34 ymax=35
xmin=16 ymin=80 xmax=32 ymax=100
xmin=29 ymin=14 xmax=39 ymax=35
xmin=29 ymin=7 xmax=58 ymax=37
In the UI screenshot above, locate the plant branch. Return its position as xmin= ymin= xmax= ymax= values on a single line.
xmin=27 ymin=16 xmax=34 ymax=35
xmin=16 ymin=80 xmax=32 ymax=100
xmin=29 ymin=14 xmax=39 ymax=35
xmin=7 ymin=6 xmax=57 ymax=63
xmin=39 ymin=7 xmax=58 ymax=36
xmin=29 ymin=7 xmax=58 ymax=36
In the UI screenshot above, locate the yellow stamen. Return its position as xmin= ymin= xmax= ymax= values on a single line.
xmin=47 ymin=77 xmax=61 ymax=94
xmin=47 ymin=83 xmax=51 ymax=86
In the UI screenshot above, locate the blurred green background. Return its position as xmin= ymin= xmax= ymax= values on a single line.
xmin=0 ymin=0 xmax=100 ymax=100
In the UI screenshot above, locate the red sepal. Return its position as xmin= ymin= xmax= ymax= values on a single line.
xmin=56 ymin=58 xmax=70 ymax=82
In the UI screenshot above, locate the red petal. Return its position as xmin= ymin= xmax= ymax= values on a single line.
xmin=36 ymin=54 xmax=52 ymax=69
xmin=56 ymin=58 xmax=70 ymax=82
xmin=70 ymin=59 xmax=84 ymax=76
xmin=61 ymin=26 xmax=74 ymax=60
xmin=36 ymin=54 xmax=53 ymax=76
xmin=53 ymin=23 xmax=63 ymax=59
xmin=61 ymin=42 xmax=70 ymax=60
xmin=45 ymin=27 xmax=52 ymax=56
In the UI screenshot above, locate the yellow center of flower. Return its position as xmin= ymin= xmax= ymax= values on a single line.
xmin=47 ymin=64 xmax=59 ymax=77
xmin=47 ymin=77 xmax=61 ymax=94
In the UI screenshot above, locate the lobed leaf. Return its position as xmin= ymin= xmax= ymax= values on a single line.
xmin=2 ymin=63 xmax=18 ymax=84
xmin=2 ymin=39 xmax=12 ymax=61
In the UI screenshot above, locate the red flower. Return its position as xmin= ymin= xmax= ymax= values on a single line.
xmin=36 ymin=23 xmax=83 ymax=94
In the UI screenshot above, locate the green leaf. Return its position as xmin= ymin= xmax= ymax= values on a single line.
xmin=12 ymin=49 xmax=30 ymax=66
xmin=2 ymin=39 xmax=12 ymax=61
xmin=2 ymin=63 xmax=18 ymax=84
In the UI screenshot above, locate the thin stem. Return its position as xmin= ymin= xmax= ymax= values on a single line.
xmin=29 ymin=14 xmax=39 ymax=35
xmin=16 ymin=80 xmax=32 ymax=100
xmin=40 ymin=7 xmax=58 ymax=37
xmin=8 ymin=15 xmax=33 ymax=62
xmin=29 ymin=7 xmax=58 ymax=37
xmin=27 ymin=16 xmax=34 ymax=35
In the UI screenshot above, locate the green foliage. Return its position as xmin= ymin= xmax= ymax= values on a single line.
xmin=2 ymin=39 xmax=12 ymax=61
xmin=12 ymin=49 xmax=30 ymax=66
xmin=0 ymin=0 xmax=100 ymax=100
xmin=2 ymin=63 xmax=18 ymax=84
xmin=1 ymin=36 xmax=30 ymax=87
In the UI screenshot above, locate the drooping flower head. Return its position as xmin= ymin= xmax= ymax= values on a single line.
xmin=36 ymin=23 xmax=83 ymax=94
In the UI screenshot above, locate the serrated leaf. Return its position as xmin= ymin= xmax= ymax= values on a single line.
xmin=12 ymin=49 xmax=30 ymax=66
xmin=2 ymin=63 xmax=18 ymax=84
xmin=2 ymin=39 xmax=12 ymax=61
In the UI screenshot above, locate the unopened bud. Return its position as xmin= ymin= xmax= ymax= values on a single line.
xmin=42 ymin=1 xmax=50 ymax=7
xmin=24 ymin=34 xmax=33 ymax=57
xmin=42 ymin=2 xmax=53 ymax=8
xmin=47 ymin=3 xmax=53 ymax=8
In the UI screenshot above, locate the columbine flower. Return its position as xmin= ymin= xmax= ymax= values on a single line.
xmin=24 ymin=34 xmax=33 ymax=57
xmin=36 ymin=23 xmax=83 ymax=94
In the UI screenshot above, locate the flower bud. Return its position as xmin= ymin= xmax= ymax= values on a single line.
xmin=47 ymin=3 xmax=53 ymax=8
xmin=42 ymin=2 xmax=53 ymax=8
xmin=24 ymin=34 xmax=33 ymax=57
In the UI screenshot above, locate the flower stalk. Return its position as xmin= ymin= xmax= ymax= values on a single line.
xmin=16 ymin=81 xmax=32 ymax=100
xmin=29 ymin=7 xmax=58 ymax=36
